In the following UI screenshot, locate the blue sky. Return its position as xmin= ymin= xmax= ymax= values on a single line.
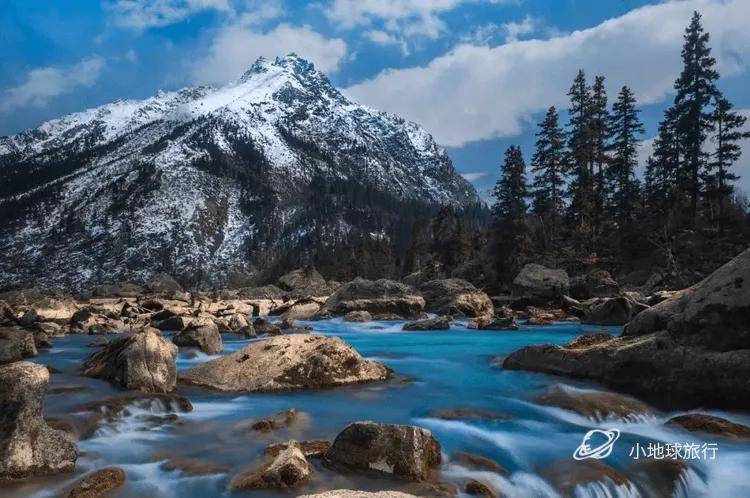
xmin=2 ymin=0 xmax=750 ymax=197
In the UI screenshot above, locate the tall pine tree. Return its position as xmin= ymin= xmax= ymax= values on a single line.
xmin=531 ymin=106 xmax=567 ymax=245
xmin=672 ymin=10 xmax=719 ymax=227
xmin=490 ymin=146 xmax=529 ymax=280
xmin=607 ymin=86 xmax=645 ymax=222
xmin=705 ymin=95 xmax=750 ymax=231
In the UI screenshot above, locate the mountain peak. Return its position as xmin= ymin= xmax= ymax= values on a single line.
xmin=239 ymin=53 xmax=317 ymax=83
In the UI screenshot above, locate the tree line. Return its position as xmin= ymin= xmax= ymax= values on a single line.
xmin=489 ymin=11 xmax=750 ymax=283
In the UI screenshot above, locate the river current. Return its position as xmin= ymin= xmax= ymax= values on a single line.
xmin=6 ymin=318 xmax=750 ymax=497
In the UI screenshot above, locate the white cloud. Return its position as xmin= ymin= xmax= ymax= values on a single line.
xmin=461 ymin=172 xmax=488 ymax=182
xmin=0 ymin=57 xmax=105 ymax=112
xmin=324 ymin=0 xmax=512 ymax=40
xmin=108 ymin=0 xmax=232 ymax=29
xmin=192 ymin=23 xmax=347 ymax=84
xmin=366 ymin=30 xmax=410 ymax=55
xmin=346 ymin=0 xmax=750 ymax=147
xmin=502 ymin=15 xmax=539 ymax=43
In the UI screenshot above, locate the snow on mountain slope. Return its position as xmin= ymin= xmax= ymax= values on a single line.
xmin=0 ymin=54 xmax=480 ymax=290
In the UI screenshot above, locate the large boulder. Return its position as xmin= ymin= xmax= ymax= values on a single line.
xmin=0 ymin=328 xmax=37 ymax=364
xmin=418 ymin=279 xmax=493 ymax=318
xmin=229 ymin=442 xmax=311 ymax=490
xmin=324 ymin=422 xmax=441 ymax=481
xmin=173 ymin=319 xmax=223 ymax=354
xmin=512 ymin=264 xmax=569 ymax=304
xmin=625 ymin=248 xmax=750 ymax=351
xmin=81 ymin=328 xmax=178 ymax=393
xmin=279 ymin=299 xmax=324 ymax=320
xmin=0 ymin=361 xmax=78 ymax=480
xmin=402 ymin=316 xmax=451 ymax=331
xmin=570 ymin=270 xmax=620 ymax=299
xmin=145 ymin=273 xmax=183 ymax=295
xmin=316 ymin=279 xmax=424 ymax=320
xmin=277 ymin=268 xmax=332 ymax=298
xmin=178 ymin=334 xmax=390 ymax=392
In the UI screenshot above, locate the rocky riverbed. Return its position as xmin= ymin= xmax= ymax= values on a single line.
xmin=1 ymin=259 xmax=749 ymax=497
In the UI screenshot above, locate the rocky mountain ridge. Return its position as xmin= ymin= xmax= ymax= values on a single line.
xmin=0 ymin=55 xmax=480 ymax=291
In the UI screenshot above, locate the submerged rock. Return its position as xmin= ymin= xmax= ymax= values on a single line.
xmin=468 ymin=316 xmax=517 ymax=330
xmin=155 ymin=454 xmax=229 ymax=476
xmin=344 ymin=310 xmax=372 ymax=322
xmin=431 ymin=407 xmax=512 ymax=421
xmin=666 ymin=414 xmax=750 ymax=440
xmin=229 ymin=442 xmax=311 ymax=490
xmin=0 ymin=361 xmax=78 ymax=480
xmin=419 ymin=279 xmax=494 ymax=317
xmin=173 ymin=318 xmax=223 ymax=354
xmin=299 ymin=491 xmax=419 ymax=498
xmin=67 ymin=467 xmax=126 ymax=498
xmin=628 ymin=459 xmax=689 ymax=498
xmin=178 ymin=334 xmax=390 ymax=392
xmin=81 ymin=327 xmax=177 ymax=393
xmin=238 ymin=409 xmax=303 ymax=433
xmin=535 ymin=385 xmax=655 ymax=420
xmin=542 ymin=460 xmax=630 ymax=496
xmin=464 ymin=480 xmax=497 ymax=498
xmin=450 ymin=451 xmax=509 ymax=475
xmin=316 ymin=278 xmax=425 ymax=320
xmin=324 ymin=421 xmax=441 ymax=481
xmin=402 ymin=316 xmax=451 ymax=331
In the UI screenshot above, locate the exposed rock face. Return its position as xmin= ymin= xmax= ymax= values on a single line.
xmin=173 ymin=319 xmax=223 ymax=354
xmin=178 ymin=334 xmax=389 ymax=392
xmin=324 ymin=422 xmax=441 ymax=481
xmin=512 ymin=264 xmax=570 ymax=304
xmin=265 ymin=440 xmax=332 ymax=459
xmin=67 ymin=467 xmax=126 ymax=498
xmin=504 ymin=249 xmax=750 ymax=409
xmin=625 ymin=248 xmax=750 ymax=351
xmin=570 ymin=270 xmax=620 ymax=299
xmin=253 ymin=317 xmax=282 ymax=336
xmin=402 ymin=316 xmax=450 ymax=331
xmin=229 ymin=442 xmax=311 ymax=490
xmin=81 ymin=328 xmax=178 ymax=393
xmin=317 ymin=279 xmax=425 ymax=319
xmin=298 ymin=492 xmax=419 ymax=498
xmin=0 ymin=327 xmax=37 ymax=364
xmin=666 ymin=414 xmax=750 ymax=440
xmin=279 ymin=299 xmax=323 ymax=320
xmin=418 ymin=279 xmax=493 ymax=317
xmin=0 ymin=361 xmax=78 ymax=480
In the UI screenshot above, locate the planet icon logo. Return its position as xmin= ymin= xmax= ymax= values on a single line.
xmin=573 ymin=429 xmax=620 ymax=460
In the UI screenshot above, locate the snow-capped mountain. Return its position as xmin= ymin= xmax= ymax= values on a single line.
xmin=0 ymin=54 xmax=480 ymax=290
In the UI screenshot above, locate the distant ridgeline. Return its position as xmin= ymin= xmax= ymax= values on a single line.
xmin=0 ymin=55 xmax=484 ymax=291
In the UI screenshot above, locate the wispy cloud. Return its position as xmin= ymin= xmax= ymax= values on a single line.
xmin=106 ymin=0 xmax=232 ymax=29
xmin=461 ymin=172 xmax=488 ymax=182
xmin=1 ymin=57 xmax=105 ymax=112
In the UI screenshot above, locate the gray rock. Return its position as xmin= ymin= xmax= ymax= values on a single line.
xmin=229 ymin=442 xmax=311 ymax=490
xmin=81 ymin=327 xmax=177 ymax=393
xmin=402 ymin=316 xmax=451 ymax=331
xmin=173 ymin=319 xmax=223 ymax=354
xmin=179 ymin=334 xmax=390 ymax=392
xmin=317 ymin=278 xmax=425 ymax=319
xmin=324 ymin=421 xmax=441 ymax=481
xmin=570 ymin=270 xmax=620 ymax=299
xmin=418 ymin=279 xmax=493 ymax=317
xmin=0 ymin=361 xmax=78 ymax=480
xmin=512 ymin=264 xmax=570 ymax=303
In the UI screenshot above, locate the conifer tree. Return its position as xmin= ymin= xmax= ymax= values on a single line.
xmin=705 ymin=95 xmax=750 ymax=231
xmin=566 ymin=70 xmax=595 ymax=251
xmin=531 ymin=106 xmax=567 ymax=242
xmin=672 ymin=10 xmax=719 ymax=227
xmin=608 ymin=86 xmax=645 ymax=222
xmin=491 ymin=146 xmax=529 ymax=279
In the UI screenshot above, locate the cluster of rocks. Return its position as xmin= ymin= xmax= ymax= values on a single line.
xmin=503 ymin=248 xmax=750 ymax=408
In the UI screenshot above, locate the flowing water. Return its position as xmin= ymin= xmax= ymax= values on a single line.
xmin=6 ymin=318 xmax=750 ymax=497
